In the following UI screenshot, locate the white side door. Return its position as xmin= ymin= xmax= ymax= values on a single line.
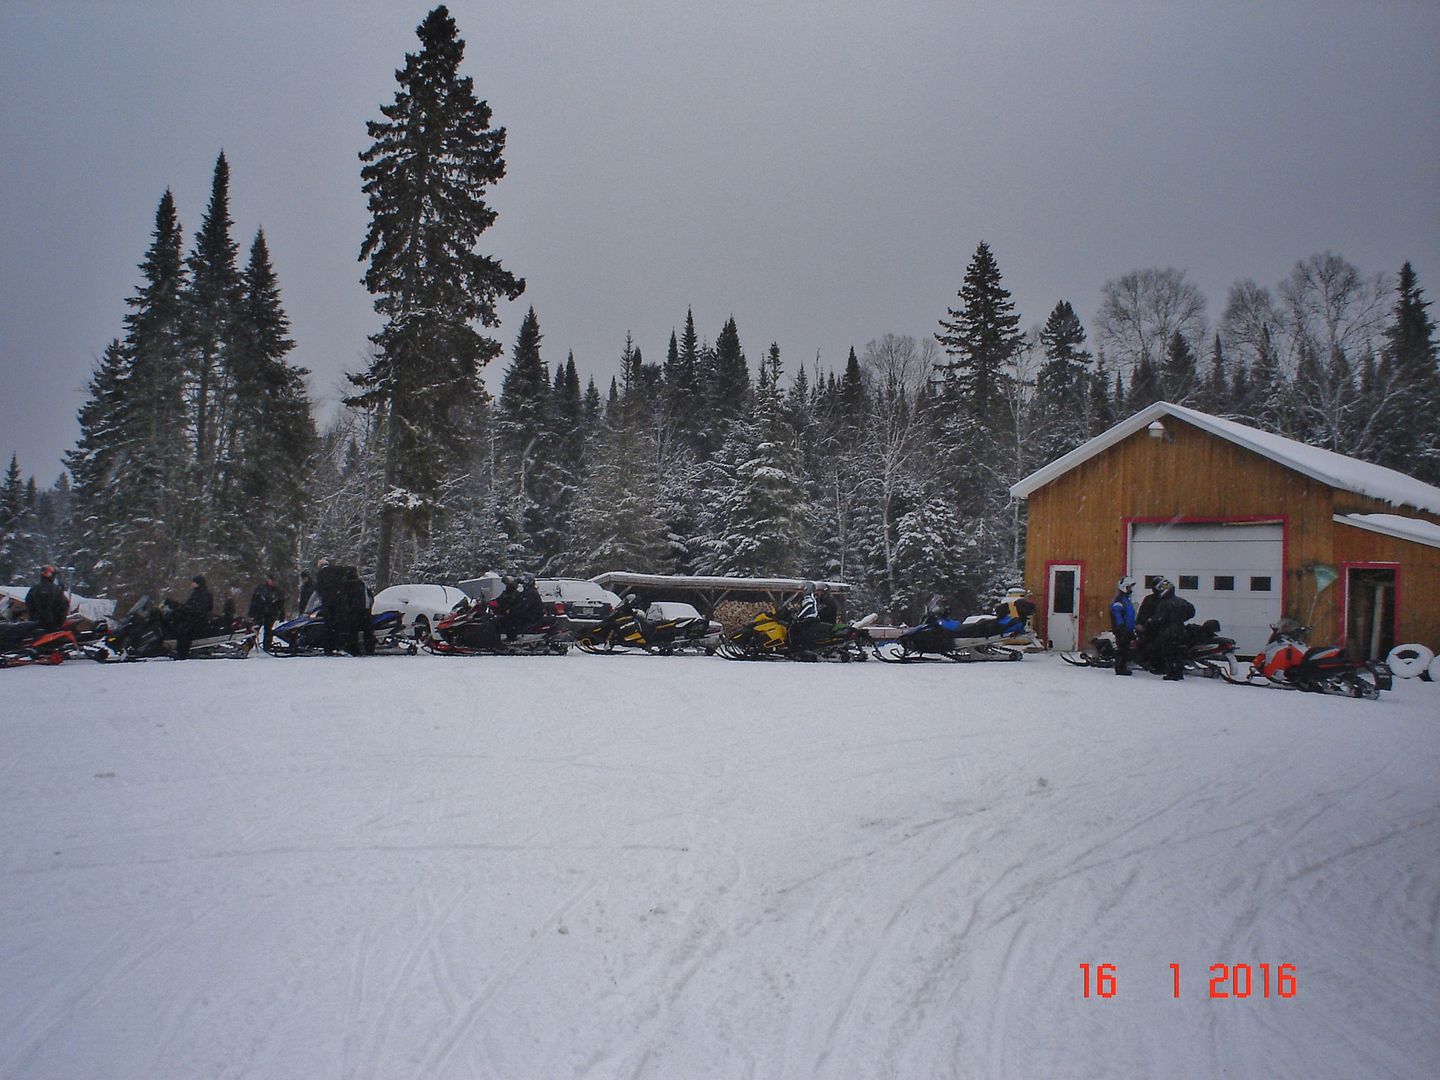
xmin=1046 ymin=563 xmax=1082 ymax=651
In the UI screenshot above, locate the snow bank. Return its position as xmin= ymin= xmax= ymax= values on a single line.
xmin=1 ymin=654 xmax=1436 ymax=1078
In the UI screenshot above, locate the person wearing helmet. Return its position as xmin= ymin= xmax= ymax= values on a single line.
xmin=1152 ymin=578 xmax=1196 ymax=680
xmin=788 ymin=581 xmax=825 ymax=660
xmin=1109 ymin=576 xmax=1138 ymax=675
xmin=25 ymin=565 xmax=70 ymax=631
xmin=814 ymin=583 xmax=839 ymax=625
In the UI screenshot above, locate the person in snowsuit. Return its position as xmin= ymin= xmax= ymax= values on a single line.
xmin=1133 ymin=579 xmax=1166 ymax=669
xmin=506 ymin=575 xmax=545 ymax=640
xmin=248 ymin=575 xmax=285 ymax=652
xmin=788 ymin=581 xmax=826 ymax=659
xmin=172 ymin=574 xmax=214 ymax=660
xmin=24 ymin=565 xmax=70 ymax=632
xmin=1150 ymin=579 xmax=1196 ymax=680
xmin=314 ymin=559 xmax=350 ymax=654
xmin=343 ymin=566 xmax=374 ymax=656
xmin=1109 ymin=577 xmax=1137 ymax=676
xmin=815 ymin=584 xmax=839 ymax=626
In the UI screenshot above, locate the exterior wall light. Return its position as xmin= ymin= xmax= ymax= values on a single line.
xmin=1148 ymin=419 xmax=1169 ymax=441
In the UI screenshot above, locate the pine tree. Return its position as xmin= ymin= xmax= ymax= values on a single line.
xmin=0 ymin=454 xmax=30 ymax=584
xmin=223 ymin=229 xmax=317 ymax=579
xmin=1198 ymin=335 xmax=1229 ymax=414
xmin=184 ymin=152 xmax=245 ymax=495
xmin=1032 ymin=300 xmax=1093 ymax=461
xmin=707 ymin=316 xmax=751 ymax=449
xmin=1379 ymin=262 xmax=1440 ymax=481
xmin=699 ymin=344 xmax=809 ymax=576
xmin=350 ymin=4 xmax=525 ymax=584
xmin=1161 ymin=330 xmax=1199 ymax=404
xmin=838 ymin=346 xmax=866 ymax=428
xmin=496 ymin=307 xmax=553 ymax=566
xmin=935 ymin=241 xmax=1024 ymax=424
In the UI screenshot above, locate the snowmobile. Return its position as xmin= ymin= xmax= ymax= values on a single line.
xmin=85 ymin=596 xmax=255 ymax=662
xmin=267 ymin=608 xmax=414 ymax=656
xmin=1062 ymin=619 xmax=1239 ymax=679
xmin=716 ymin=608 xmax=872 ymax=662
xmin=875 ymin=601 xmax=1040 ymax=663
xmin=0 ymin=615 xmax=93 ymax=668
xmin=574 ymin=602 xmax=722 ymax=655
xmin=1220 ymin=622 xmax=1391 ymax=700
xmin=425 ymin=597 xmax=569 ymax=656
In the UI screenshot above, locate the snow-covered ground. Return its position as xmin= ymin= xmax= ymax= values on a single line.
xmin=2 ymin=652 xmax=1437 ymax=1079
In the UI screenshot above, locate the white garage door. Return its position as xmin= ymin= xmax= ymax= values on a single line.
xmin=1129 ymin=522 xmax=1283 ymax=656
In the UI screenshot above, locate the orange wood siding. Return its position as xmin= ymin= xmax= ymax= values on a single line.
xmin=1023 ymin=415 xmax=1440 ymax=652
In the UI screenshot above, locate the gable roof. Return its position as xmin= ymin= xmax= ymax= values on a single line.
xmin=1009 ymin=401 xmax=1440 ymax=516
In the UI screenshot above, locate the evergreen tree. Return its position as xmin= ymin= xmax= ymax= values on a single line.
xmin=350 ymin=4 xmax=525 ymax=584
xmin=838 ymin=346 xmax=867 ymax=428
xmin=184 ymin=152 xmax=245 ymax=499
xmin=0 ymin=454 xmax=31 ymax=584
xmin=699 ymin=344 xmax=809 ymax=576
xmin=1198 ymin=335 xmax=1229 ymax=414
xmin=707 ymin=316 xmax=751 ymax=447
xmin=1127 ymin=352 xmax=1162 ymax=410
xmin=1379 ymin=262 xmax=1440 ymax=481
xmin=1161 ymin=330 xmax=1199 ymax=404
xmin=496 ymin=307 xmax=555 ymax=566
xmin=1032 ymin=300 xmax=1093 ymax=460
xmin=934 ymin=241 xmax=1024 ymax=424
xmin=223 ymin=229 xmax=316 ymax=578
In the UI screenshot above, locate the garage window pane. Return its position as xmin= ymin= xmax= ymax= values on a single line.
xmin=1178 ymin=575 xmax=1198 ymax=590
xmin=1250 ymin=576 xmax=1272 ymax=592
xmin=1214 ymin=576 xmax=1235 ymax=591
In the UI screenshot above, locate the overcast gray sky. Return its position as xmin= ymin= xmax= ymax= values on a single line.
xmin=3 ymin=0 xmax=1437 ymax=482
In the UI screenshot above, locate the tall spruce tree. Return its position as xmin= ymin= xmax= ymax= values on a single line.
xmin=351 ymin=4 xmax=525 ymax=584
xmin=224 ymin=229 xmax=316 ymax=578
xmin=1032 ymin=300 xmax=1093 ymax=462
xmin=1379 ymin=262 xmax=1440 ymax=481
xmin=935 ymin=241 xmax=1024 ymax=424
xmin=184 ymin=152 xmax=244 ymax=500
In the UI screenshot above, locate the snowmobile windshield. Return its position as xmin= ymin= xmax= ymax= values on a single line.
xmin=129 ymin=596 xmax=154 ymax=617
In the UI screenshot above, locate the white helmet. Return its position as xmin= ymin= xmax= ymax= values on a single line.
xmin=1118 ymin=577 xmax=1137 ymax=594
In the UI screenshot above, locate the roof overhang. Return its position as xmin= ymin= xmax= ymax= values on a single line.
xmin=1009 ymin=401 xmax=1440 ymax=516
xmin=1335 ymin=513 xmax=1440 ymax=550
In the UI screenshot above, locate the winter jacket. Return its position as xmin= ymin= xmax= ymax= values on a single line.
xmin=795 ymin=593 xmax=820 ymax=622
xmin=1110 ymin=593 xmax=1136 ymax=633
xmin=248 ymin=582 xmax=285 ymax=623
xmin=176 ymin=582 xmax=214 ymax=631
xmin=24 ymin=579 xmax=70 ymax=631
xmin=1154 ymin=591 xmax=1195 ymax=629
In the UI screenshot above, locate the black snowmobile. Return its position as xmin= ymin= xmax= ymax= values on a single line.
xmin=1062 ymin=619 xmax=1239 ymax=679
xmin=426 ymin=597 xmax=569 ymax=656
xmin=267 ymin=608 xmax=414 ymax=656
xmin=575 ymin=601 xmax=722 ymax=655
xmin=85 ymin=596 xmax=255 ymax=662
xmin=716 ymin=607 xmax=873 ymax=662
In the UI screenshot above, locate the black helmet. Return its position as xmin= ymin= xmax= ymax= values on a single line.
xmin=521 ymin=574 xmax=535 ymax=586
xmin=1155 ymin=577 xmax=1173 ymax=594
xmin=193 ymin=575 xmax=207 ymax=588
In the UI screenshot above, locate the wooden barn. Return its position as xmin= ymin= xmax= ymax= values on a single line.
xmin=1009 ymin=402 xmax=1440 ymax=658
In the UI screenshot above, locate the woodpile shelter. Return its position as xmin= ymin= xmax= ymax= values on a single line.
xmin=1010 ymin=402 xmax=1440 ymax=657
xmin=591 ymin=573 xmax=849 ymax=632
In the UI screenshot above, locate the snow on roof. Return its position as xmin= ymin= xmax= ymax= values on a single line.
xmin=592 ymin=572 xmax=851 ymax=592
xmin=1335 ymin=513 xmax=1440 ymax=550
xmin=1009 ymin=401 xmax=1440 ymax=515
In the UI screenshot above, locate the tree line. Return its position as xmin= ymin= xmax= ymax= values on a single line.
xmin=5 ymin=5 xmax=1436 ymax=622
